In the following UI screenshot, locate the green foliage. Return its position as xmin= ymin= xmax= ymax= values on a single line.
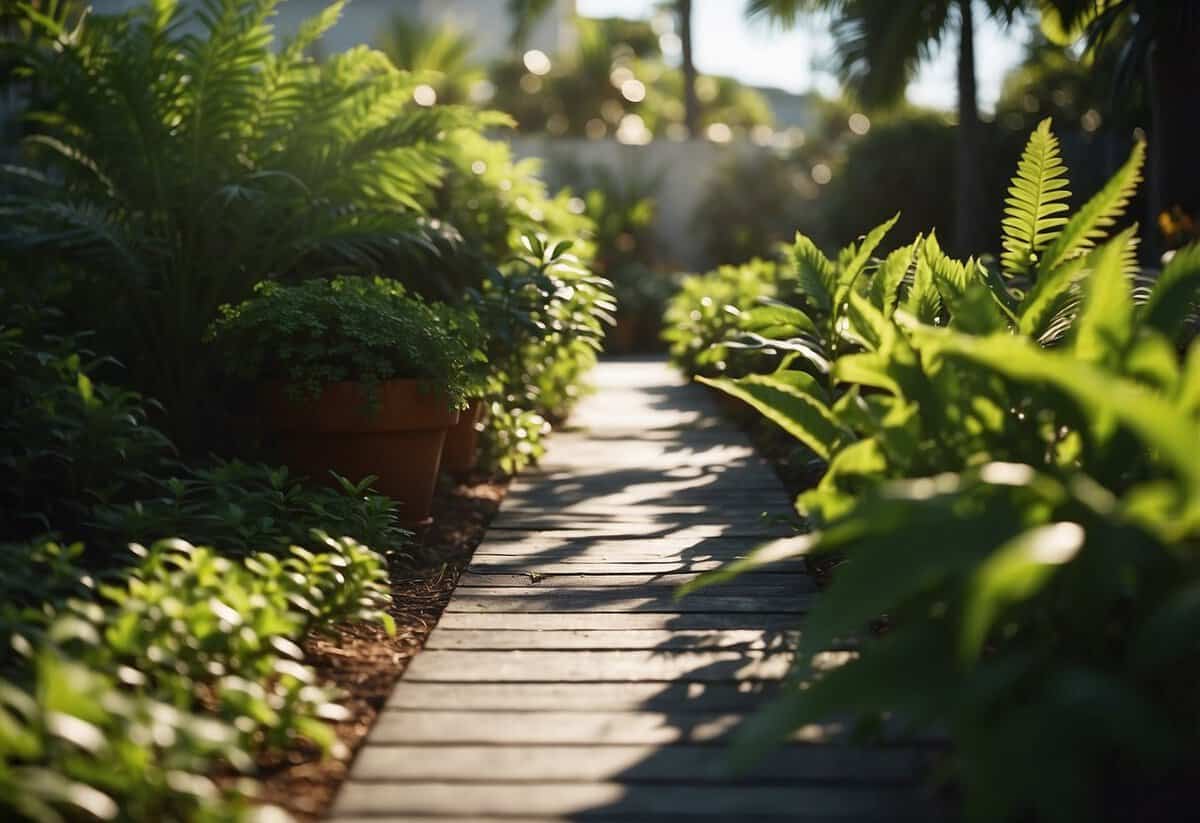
xmin=208 ymin=276 xmax=483 ymax=410
xmin=677 ymin=120 xmax=1200 ymax=820
xmin=1 ymin=0 xmax=489 ymax=444
xmin=0 ymin=319 xmax=174 ymax=542
xmin=470 ymin=235 xmax=614 ymax=468
xmin=92 ymin=461 xmax=405 ymax=560
xmin=2 ymin=534 xmax=392 ymax=821
xmin=662 ymin=259 xmax=782 ymax=377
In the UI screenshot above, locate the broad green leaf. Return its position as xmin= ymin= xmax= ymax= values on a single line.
xmin=960 ymin=522 xmax=1086 ymax=663
xmin=1140 ymin=242 xmax=1200 ymax=343
xmin=697 ymin=374 xmax=851 ymax=461
xmin=1001 ymin=118 xmax=1071 ymax=279
xmin=1036 ymin=137 xmax=1145 ymax=278
xmin=740 ymin=300 xmax=817 ymax=338
xmin=1072 ymin=228 xmax=1138 ymax=367
xmin=916 ymin=329 xmax=1200 ymax=530
xmin=1180 ymin=344 xmax=1200 ymax=414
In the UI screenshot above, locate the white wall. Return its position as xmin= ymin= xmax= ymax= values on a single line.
xmin=510 ymin=136 xmax=770 ymax=270
xmin=90 ymin=0 xmax=574 ymax=61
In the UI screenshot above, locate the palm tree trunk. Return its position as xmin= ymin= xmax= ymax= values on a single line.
xmin=1146 ymin=24 xmax=1200 ymax=260
xmin=679 ymin=0 xmax=699 ymax=138
xmin=953 ymin=0 xmax=984 ymax=255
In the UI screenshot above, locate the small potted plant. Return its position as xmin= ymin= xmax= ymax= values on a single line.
xmin=209 ymin=277 xmax=481 ymax=526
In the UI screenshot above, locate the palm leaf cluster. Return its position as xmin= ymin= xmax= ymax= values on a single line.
xmin=0 ymin=0 xmax=495 ymax=439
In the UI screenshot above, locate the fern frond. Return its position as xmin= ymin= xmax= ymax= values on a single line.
xmin=1036 ymin=137 xmax=1145 ymax=278
xmin=793 ymin=233 xmax=836 ymax=314
xmin=870 ymin=235 xmax=920 ymax=318
xmin=1001 ymin=118 xmax=1071 ymax=279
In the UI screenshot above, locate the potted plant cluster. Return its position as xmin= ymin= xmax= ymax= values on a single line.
xmin=209 ymin=277 xmax=484 ymax=526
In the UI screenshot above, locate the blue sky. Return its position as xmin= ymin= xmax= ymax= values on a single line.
xmin=578 ymin=0 xmax=1032 ymax=112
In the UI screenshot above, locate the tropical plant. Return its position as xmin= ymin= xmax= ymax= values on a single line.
xmin=208 ymin=276 xmax=484 ymax=410
xmin=681 ymin=119 xmax=1200 ymax=820
xmin=749 ymin=0 xmax=1028 ymax=255
xmin=0 ymin=0 xmax=484 ymax=445
xmin=378 ymin=16 xmax=486 ymax=106
xmin=662 ymin=258 xmax=783 ymax=377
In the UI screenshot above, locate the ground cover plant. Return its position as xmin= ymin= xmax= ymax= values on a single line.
xmin=675 ymin=119 xmax=1200 ymax=821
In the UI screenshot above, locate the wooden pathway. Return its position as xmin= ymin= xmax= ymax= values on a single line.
xmin=329 ymin=358 xmax=940 ymax=822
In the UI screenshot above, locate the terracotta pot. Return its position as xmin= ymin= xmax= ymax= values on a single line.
xmin=259 ymin=380 xmax=459 ymax=527
xmin=441 ymin=399 xmax=484 ymax=477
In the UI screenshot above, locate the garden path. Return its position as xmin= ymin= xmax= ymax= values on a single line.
xmin=328 ymin=357 xmax=940 ymax=822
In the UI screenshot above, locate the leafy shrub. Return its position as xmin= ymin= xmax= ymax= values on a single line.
xmin=685 ymin=120 xmax=1200 ymax=821
xmin=1 ymin=0 xmax=485 ymax=444
xmin=662 ymin=258 xmax=782 ymax=377
xmin=1 ymin=651 xmax=250 ymax=822
xmin=0 ymin=321 xmax=174 ymax=542
xmin=471 ymin=235 xmax=614 ymax=467
xmin=208 ymin=276 xmax=484 ymax=410
xmin=92 ymin=461 xmax=405 ymax=559
xmin=2 ymin=533 xmax=393 ymax=821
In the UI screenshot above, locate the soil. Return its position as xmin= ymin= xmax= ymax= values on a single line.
xmin=250 ymin=471 xmax=509 ymax=821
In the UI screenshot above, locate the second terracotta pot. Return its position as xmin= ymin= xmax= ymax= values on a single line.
xmin=441 ymin=399 xmax=484 ymax=477
xmin=260 ymin=379 xmax=459 ymax=527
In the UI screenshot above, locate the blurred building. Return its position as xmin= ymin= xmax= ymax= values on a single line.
xmin=90 ymin=0 xmax=577 ymax=60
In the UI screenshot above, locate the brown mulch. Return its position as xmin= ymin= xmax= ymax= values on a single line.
xmin=251 ymin=471 xmax=510 ymax=821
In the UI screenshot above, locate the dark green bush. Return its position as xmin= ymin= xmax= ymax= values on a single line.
xmin=0 ymin=322 xmax=174 ymax=542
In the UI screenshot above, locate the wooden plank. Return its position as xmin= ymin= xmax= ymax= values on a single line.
xmin=368 ymin=709 xmax=748 ymax=744
xmin=401 ymin=650 xmax=800 ymax=682
xmin=435 ymin=612 xmax=805 ymax=631
xmin=445 ymin=588 xmax=815 ymax=613
xmin=424 ymin=628 xmax=802 ymax=651
xmin=457 ymin=571 xmax=815 ymax=592
xmin=330 ymin=781 xmax=927 ymax=819
xmin=466 ymin=560 xmax=806 ymax=574
xmin=347 ymin=743 xmax=924 ymax=784
xmin=384 ymin=682 xmax=783 ymax=712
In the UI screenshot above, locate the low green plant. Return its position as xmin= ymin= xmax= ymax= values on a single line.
xmin=683 ymin=119 xmax=1200 ymax=820
xmin=662 ymin=258 xmax=782 ymax=377
xmin=2 ymin=533 xmax=393 ymax=821
xmin=0 ymin=651 xmax=251 ymax=822
xmin=92 ymin=460 xmax=405 ymax=559
xmin=208 ymin=276 xmax=484 ymax=410
xmin=0 ymin=319 xmax=174 ymax=542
